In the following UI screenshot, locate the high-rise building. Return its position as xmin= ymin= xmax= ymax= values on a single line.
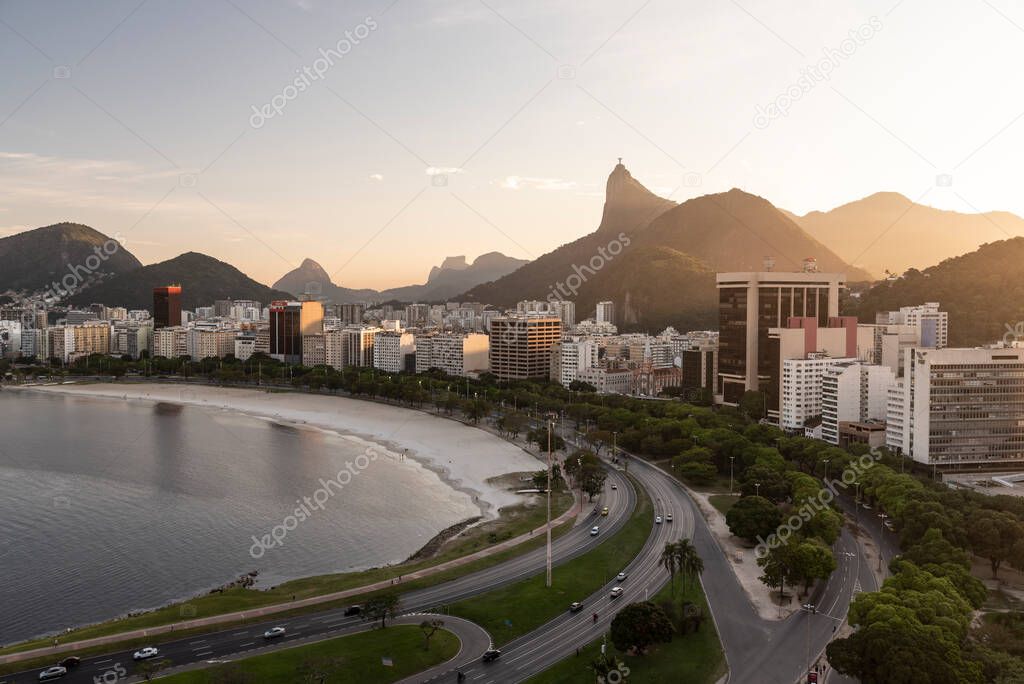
xmin=414 ymin=332 xmax=489 ymax=376
xmin=345 ymin=326 xmax=381 ymax=367
xmin=269 ymin=300 xmax=323 ymax=364
xmin=820 ymin=361 xmax=895 ymax=445
xmin=405 ymin=304 xmax=430 ymax=327
xmin=886 ymin=347 xmax=1024 ymax=468
xmin=877 ymin=302 xmax=948 ymax=349
xmin=152 ymin=326 xmax=187 ymax=358
xmin=596 ymin=301 xmax=614 ymax=324
xmin=374 ymin=331 xmax=415 ymax=373
xmin=489 ymin=316 xmax=562 ymax=380
xmin=340 ymin=303 xmax=365 ymax=325
xmin=302 ymin=333 xmax=326 ymax=366
xmin=153 ymin=285 xmax=182 ymax=329
xmin=550 ymin=338 xmax=599 ymax=387
xmin=716 ymin=270 xmax=844 ymax=406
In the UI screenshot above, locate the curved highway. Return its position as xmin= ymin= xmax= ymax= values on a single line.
xmin=3 ymin=469 xmax=635 ymax=684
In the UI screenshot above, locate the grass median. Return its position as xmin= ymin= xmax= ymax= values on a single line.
xmin=447 ymin=477 xmax=652 ymax=646
xmin=0 ymin=491 xmax=574 ymax=675
xmin=523 ymin=579 xmax=725 ymax=684
xmin=159 ymin=625 xmax=458 ymax=684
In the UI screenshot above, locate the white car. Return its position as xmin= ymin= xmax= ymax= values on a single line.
xmin=666 ymin=513 xmax=673 ymax=523
xmin=38 ymin=666 xmax=67 ymax=681
xmin=610 ymin=586 xmax=624 ymax=599
xmin=611 ymin=483 xmax=618 ymax=490
xmin=616 ymin=572 xmax=628 ymax=581
xmin=132 ymin=647 xmax=159 ymax=661
xmin=263 ymin=626 xmax=287 ymax=639
xmin=590 ymin=526 xmax=600 ymax=536
xmin=655 ymin=515 xmax=663 ymax=524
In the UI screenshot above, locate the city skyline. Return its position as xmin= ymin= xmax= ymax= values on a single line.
xmin=4 ymin=1 xmax=1024 ymax=288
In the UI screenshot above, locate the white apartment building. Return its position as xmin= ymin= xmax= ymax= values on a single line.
xmin=820 ymin=361 xmax=895 ymax=445
xmin=596 ymin=301 xmax=614 ymax=324
xmin=325 ymin=329 xmax=346 ymax=370
xmin=235 ymin=334 xmax=256 ymax=361
xmin=553 ymin=338 xmax=599 ymax=387
xmin=153 ymin=326 xmax=187 ymax=359
xmin=878 ymin=302 xmax=948 ymax=349
xmin=302 ymin=333 xmax=326 ymax=366
xmin=886 ymin=347 xmax=1024 ymax=467
xmin=186 ymin=328 xmax=236 ymax=360
xmin=415 ymin=332 xmax=489 ymax=376
xmin=373 ymin=331 xmax=415 ymax=373
xmin=780 ymin=354 xmax=856 ymax=432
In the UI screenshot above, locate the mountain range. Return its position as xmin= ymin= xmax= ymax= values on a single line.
xmin=272 ymin=252 xmax=529 ymax=304
xmin=6 ymin=168 xmax=1024 ymax=330
xmin=784 ymin=192 xmax=1024 ymax=279
xmin=463 ymin=162 xmax=872 ymax=329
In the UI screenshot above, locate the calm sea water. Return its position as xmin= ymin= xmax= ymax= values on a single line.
xmin=0 ymin=390 xmax=479 ymax=645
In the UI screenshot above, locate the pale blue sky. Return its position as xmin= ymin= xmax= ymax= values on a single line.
xmin=2 ymin=0 xmax=1023 ymax=288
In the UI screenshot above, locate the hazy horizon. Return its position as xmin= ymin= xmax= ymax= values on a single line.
xmin=3 ymin=0 xmax=1024 ymax=288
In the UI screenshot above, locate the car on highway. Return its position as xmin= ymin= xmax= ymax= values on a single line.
xmin=666 ymin=513 xmax=673 ymax=523
xmin=601 ymin=506 xmax=609 ymax=516
xmin=570 ymin=601 xmax=584 ymax=612
xmin=58 ymin=657 xmax=80 ymax=669
xmin=616 ymin=572 xmax=628 ymax=581
xmin=610 ymin=586 xmax=624 ymax=599
xmin=263 ymin=626 xmax=287 ymax=639
xmin=38 ymin=666 xmax=67 ymax=681
xmin=590 ymin=526 xmax=600 ymax=536
xmin=655 ymin=515 xmax=663 ymax=524
xmin=482 ymin=648 xmax=502 ymax=663
xmin=344 ymin=605 xmax=362 ymax=616
xmin=611 ymin=483 xmax=618 ymax=490
xmin=132 ymin=647 xmax=159 ymax=661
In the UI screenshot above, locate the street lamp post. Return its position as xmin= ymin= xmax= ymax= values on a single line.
xmin=729 ymin=456 xmax=735 ymax=494
xmin=546 ymin=414 xmax=555 ymax=588
xmin=755 ymin=482 xmax=761 ymax=497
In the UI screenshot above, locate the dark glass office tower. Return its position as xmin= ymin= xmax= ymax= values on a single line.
xmin=716 ymin=270 xmax=843 ymax=408
xmin=153 ymin=285 xmax=182 ymax=329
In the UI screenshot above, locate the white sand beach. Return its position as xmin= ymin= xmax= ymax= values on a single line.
xmin=21 ymin=382 xmax=544 ymax=517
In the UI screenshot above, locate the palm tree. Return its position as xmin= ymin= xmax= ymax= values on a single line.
xmin=677 ymin=538 xmax=704 ymax=592
xmin=660 ymin=541 xmax=682 ymax=595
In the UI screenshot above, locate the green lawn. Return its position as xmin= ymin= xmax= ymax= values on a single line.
xmin=709 ymin=494 xmax=740 ymax=517
xmin=523 ymin=579 xmax=725 ymax=684
xmin=159 ymin=625 xmax=458 ymax=684
xmin=448 ymin=478 xmax=653 ymax=646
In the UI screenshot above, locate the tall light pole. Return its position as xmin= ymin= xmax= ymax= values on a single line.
xmin=755 ymin=482 xmax=761 ymax=497
xmin=729 ymin=456 xmax=735 ymax=494
xmin=822 ymin=458 xmax=830 ymax=482
xmin=546 ymin=414 xmax=554 ymax=588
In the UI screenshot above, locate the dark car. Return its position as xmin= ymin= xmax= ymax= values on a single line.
xmin=344 ymin=605 xmax=362 ymax=616
xmin=59 ymin=657 xmax=81 ymax=668
xmin=482 ymin=649 xmax=501 ymax=663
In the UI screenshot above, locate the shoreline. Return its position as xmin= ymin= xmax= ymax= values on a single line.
xmin=13 ymin=382 xmax=543 ymax=522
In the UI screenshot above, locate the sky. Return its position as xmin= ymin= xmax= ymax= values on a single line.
xmin=1 ymin=0 xmax=1023 ymax=289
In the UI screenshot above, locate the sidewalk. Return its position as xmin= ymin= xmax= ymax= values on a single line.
xmin=0 ymin=478 xmax=579 ymax=667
